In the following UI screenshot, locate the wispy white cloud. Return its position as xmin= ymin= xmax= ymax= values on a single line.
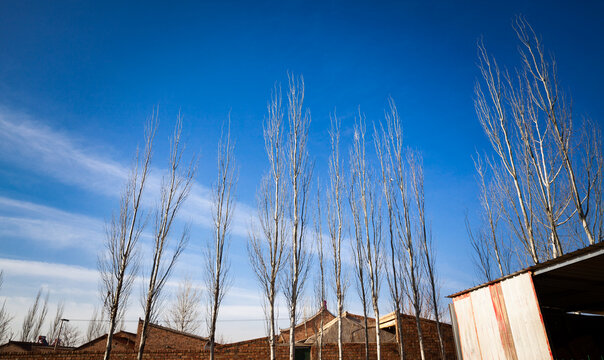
xmin=0 ymin=258 xmax=99 ymax=283
xmin=0 ymin=197 xmax=105 ymax=251
xmin=0 ymin=109 xmax=129 ymax=197
xmin=0 ymin=108 xmax=256 ymax=239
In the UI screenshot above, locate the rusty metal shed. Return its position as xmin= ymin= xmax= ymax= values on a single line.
xmin=448 ymin=242 xmax=604 ymax=360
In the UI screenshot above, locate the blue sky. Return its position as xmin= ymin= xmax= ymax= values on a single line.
xmin=1 ymin=0 xmax=603 ymax=342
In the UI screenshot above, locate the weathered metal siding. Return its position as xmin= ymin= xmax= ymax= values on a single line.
xmin=452 ymin=272 xmax=552 ymax=360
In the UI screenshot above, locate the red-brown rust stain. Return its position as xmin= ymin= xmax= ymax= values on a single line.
xmin=489 ymin=283 xmax=518 ymax=360
xmin=468 ymin=293 xmax=483 ymax=359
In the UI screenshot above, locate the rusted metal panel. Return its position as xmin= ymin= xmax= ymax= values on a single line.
xmin=452 ymin=294 xmax=481 ymax=359
xmin=489 ymin=284 xmax=517 ymax=360
xmin=500 ymin=272 xmax=552 ymax=360
xmin=452 ymin=273 xmax=552 ymax=359
xmin=471 ymin=286 xmax=507 ymax=359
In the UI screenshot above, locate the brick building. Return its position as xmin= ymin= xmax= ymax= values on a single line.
xmin=0 ymin=307 xmax=457 ymax=359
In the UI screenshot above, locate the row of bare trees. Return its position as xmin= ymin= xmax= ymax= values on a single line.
xmin=0 ymin=276 xmax=80 ymax=347
xmin=468 ymin=16 xmax=603 ymax=282
xmin=98 ymin=109 xmax=236 ymax=360
xmin=247 ymin=73 xmax=447 ymax=360
xmin=0 ymin=110 xmax=234 ymax=356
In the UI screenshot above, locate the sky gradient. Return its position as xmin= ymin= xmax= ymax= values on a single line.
xmin=1 ymin=0 xmax=603 ymax=342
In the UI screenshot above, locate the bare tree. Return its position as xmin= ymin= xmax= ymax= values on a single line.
xmin=382 ymin=104 xmax=426 ymax=359
xmin=585 ymin=122 xmax=604 ymax=242
xmin=475 ymin=37 xmax=539 ymax=263
xmin=137 ymin=118 xmax=195 ymax=360
xmin=376 ymin=100 xmax=405 ymax=360
xmin=165 ymin=276 xmax=202 ymax=333
xmin=58 ymin=322 xmax=80 ymax=347
xmin=0 ymin=271 xmax=13 ymax=343
xmin=314 ymin=186 xmax=325 ymax=360
xmin=327 ymin=113 xmax=346 ymax=360
xmin=408 ymin=153 xmax=446 ymax=359
xmin=205 ymin=120 xmax=237 ymax=360
xmin=513 ymin=16 xmax=597 ymax=246
xmin=349 ymin=186 xmax=370 ymax=360
xmin=99 ymin=118 xmax=155 ymax=360
xmin=283 ymin=74 xmax=313 ymax=360
xmin=47 ymin=301 xmax=65 ymax=344
xmin=20 ymin=289 xmax=48 ymax=342
xmin=465 ymin=215 xmax=494 ymax=283
xmin=86 ymin=307 xmax=106 ymax=342
xmin=473 ymin=17 xmax=602 ymax=273
xmin=350 ymin=115 xmax=383 ymax=360
xmin=474 ymin=156 xmax=509 ymax=277
xmin=248 ymin=84 xmax=286 ymax=360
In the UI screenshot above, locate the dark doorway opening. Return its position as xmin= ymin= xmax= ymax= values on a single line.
xmin=295 ymin=347 xmax=311 ymax=360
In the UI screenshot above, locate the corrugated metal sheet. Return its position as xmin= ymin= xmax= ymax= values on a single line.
xmin=472 ymin=286 xmax=507 ymax=359
xmin=453 ymin=294 xmax=481 ymax=359
xmin=452 ymin=273 xmax=552 ymax=360
xmin=500 ymin=273 xmax=551 ymax=359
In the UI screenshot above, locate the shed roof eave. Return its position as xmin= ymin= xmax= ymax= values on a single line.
xmin=448 ymin=242 xmax=604 ymax=299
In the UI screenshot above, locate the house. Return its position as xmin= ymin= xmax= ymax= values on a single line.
xmin=303 ymin=311 xmax=397 ymax=344
xmin=448 ymin=241 xmax=604 ymax=359
xmin=74 ymin=320 xmax=209 ymax=352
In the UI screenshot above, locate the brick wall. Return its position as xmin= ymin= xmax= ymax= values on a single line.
xmin=399 ymin=315 xmax=457 ymax=359
xmin=0 ymin=318 xmax=457 ymax=360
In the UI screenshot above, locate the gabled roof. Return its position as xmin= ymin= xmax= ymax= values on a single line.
xmin=75 ymin=330 xmax=136 ymax=351
xmin=279 ymin=305 xmax=335 ymax=343
xmin=341 ymin=311 xmax=376 ymax=326
xmin=303 ymin=312 xmax=396 ymax=344
xmin=143 ymin=321 xmax=209 ymax=342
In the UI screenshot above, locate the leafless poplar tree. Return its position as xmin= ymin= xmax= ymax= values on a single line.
xmin=47 ymin=301 xmax=65 ymax=344
xmin=475 ymin=156 xmax=509 ymax=277
xmin=381 ymin=103 xmax=426 ymax=359
xmin=314 ymin=187 xmax=325 ymax=360
xmin=99 ymin=118 xmax=155 ymax=360
xmin=248 ymin=84 xmax=286 ymax=360
xmin=475 ymin=38 xmax=540 ymax=264
xmin=349 ymin=188 xmax=370 ymax=360
xmin=205 ymin=121 xmax=237 ymax=360
xmin=20 ymin=289 xmax=48 ymax=342
xmin=408 ymin=152 xmax=446 ymax=359
xmin=376 ymin=99 xmax=405 ymax=360
xmin=474 ymin=16 xmax=603 ymax=271
xmin=58 ymin=322 xmax=80 ymax=347
xmin=513 ymin=17 xmax=598 ymax=246
xmin=165 ymin=276 xmax=201 ymax=333
xmin=137 ymin=118 xmax=195 ymax=360
xmin=86 ymin=307 xmax=106 ymax=342
xmin=0 ymin=271 xmax=13 ymax=343
xmin=283 ymin=74 xmax=313 ymax=360
xmin=327 ymin=113 xmax=346 ymax=360
xmin=350 ymin=115 xmax=383 ymax=360
xmin=585 ymin=122 xmax=604 ymax=242
xmin=465 ymin=214 xmax=494 ymax=283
